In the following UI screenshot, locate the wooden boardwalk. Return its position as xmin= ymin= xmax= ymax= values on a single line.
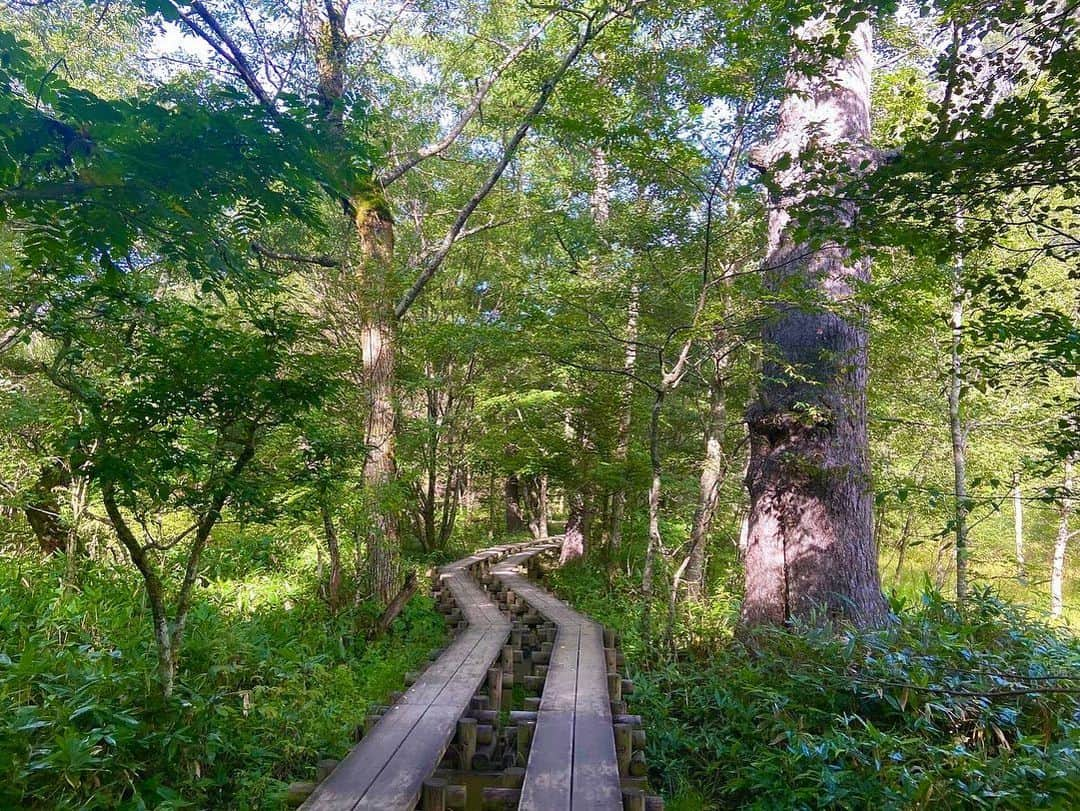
xmin=299 ymin=539 xmax=654 ymax=811
xmin=491 ymin=545 xmax=623 ymax=811
xmin=301 ymin=544 xmax=520 ymax=811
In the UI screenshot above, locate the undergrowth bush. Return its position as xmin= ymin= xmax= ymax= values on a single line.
xmin=549 ymin=555 xmax=1080 ymax=810
xmin=0 ymin=536 xmax=445 ymax=809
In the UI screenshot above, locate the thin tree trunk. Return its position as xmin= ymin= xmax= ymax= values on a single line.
xmin=1013 ymin=470 xmax=1026 ymax=583
xmin=64 ymin=471 xmax=90 ymax=585
xmin=893 ymin=510 xmax=915 ymax=584
xmin=665 ymin=554 xmax=692 ymax=651
xmin=417 ymin=383 xmax=439 ymax=551
xmin=561 ymin=411 xmax=590 ymax=563
xmin=1051 ymin=454 xmax=1075 ymax=617
xmin=640 ymin=312 xmax=701 ymax=630
xmin=538 ymin=475 xmax=548 ymax=537
xmin=102 ymin=481 xmax=175 ymax=697
xmin=949 ymin=268 xmax=970 ymax=605
xmin=609 ymin=284 xmax=640 ymax=551
xmin=488 ymin=469 xmax=498 ymax=540
xmin=437 ymin=464 xmax=463 ymax=549
xmin=369 ymin=572 xmax=419 ymax=640
xmin=683 ymin=342 xmax=729 ymax=601
xmin=320 ymin=495 xmax=343 ymax=611
xmin=641 ymin=390 xmax=665 ymax=623
xmin=742 ymin=15 xmax=887 ymax=629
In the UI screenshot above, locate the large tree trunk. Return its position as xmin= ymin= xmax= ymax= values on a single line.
xmin=948 ymin=264 xmax=970 ymax=605
xmin=561 ymin=502 xmax=586 ymax=563
xmin=311 ymin=5 xmax=401 ymax=605
xmin=742 ymin=16 xmax=887 ymax=629
xmin=1051 ymin=454 xmax=1075 ymax=617
xmin=683 ymin=340 xmax=730 ymax=601
xmin=359 ymin=292 xmax=400 ymax=604
xmin=355 ymin=210 xmax=399 ymax=606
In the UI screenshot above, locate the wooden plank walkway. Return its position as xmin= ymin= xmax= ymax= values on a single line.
xmin=301 ymin=544 xmax=524 ymax=811
xmin=491 ymin=545 xmax=623 ymax=811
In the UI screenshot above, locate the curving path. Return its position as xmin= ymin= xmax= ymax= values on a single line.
xmin=491 ymin=544 xmax=623 ymax=810
xmin=301 ymin=544 xmax=519 ymax=810
xmin=298 ymin=538 xmax=658 ymax=811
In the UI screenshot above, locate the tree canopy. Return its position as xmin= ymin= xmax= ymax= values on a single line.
xmin=0 ymin=1 xmax=1077 ymax=808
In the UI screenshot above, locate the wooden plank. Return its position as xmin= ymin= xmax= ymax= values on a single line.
xmin=519 ymin=709 xmax=573 ymax=811
xmin=541 ymin=625 xmax=580 ymax=712
xmin=305 ymin=544 xmax=518 ymax=811
xmin=351 ymin=705 xmax=461 ymax=810
xmin=494 ymin=545 xmax=622 ymax=811
xmin=400 ymin=628 xmax=486 ymax=705
xmin=571 ymin=622 xmax=621 ymax=809
xmin=302 ymin=703 xmax=428 ymax=810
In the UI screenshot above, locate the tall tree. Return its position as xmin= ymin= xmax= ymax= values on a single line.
xmin=742 ymin=7 xmax=888 ymax=629
xmin=948 ymin=253 xmax=971 ymax=603
xmin=157 ymin=0 xmax=642 ymax=598
xmin=1051 ymin=453 xmax=1075 ymax=617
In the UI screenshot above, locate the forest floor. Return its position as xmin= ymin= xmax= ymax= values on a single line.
xmin=546 ymin=535 xmax=1080 ymax=810
xmin=2 ymin=521 xmax=1079 ymax=809
xmin=0 ymin=525 xmax=450 ymax=809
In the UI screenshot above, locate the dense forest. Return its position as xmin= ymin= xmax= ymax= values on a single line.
xmin=0 ymin=0 xmax=1077 ymax=808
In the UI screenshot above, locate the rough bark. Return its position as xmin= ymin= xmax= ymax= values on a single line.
xmin=505 ymin=474 xmax=527 ymax=533
xmin=1051 ymin=454 xmax=1075 ymax=617
xmin=357 ymin=220 xmax=401 ymax=604
xmin=523 ymin=474 xmax=549 ymax=539
xmin=561 ymin=503 xmax=587 ymax=564
xmin=742 ymin=16 xmax=887 ymax=629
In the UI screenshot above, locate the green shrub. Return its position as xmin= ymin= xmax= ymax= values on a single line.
xmin=550 ymin=555 xmax=1080 ymax=810
xmin=0 ymin=542 xmax=445 ymax=809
